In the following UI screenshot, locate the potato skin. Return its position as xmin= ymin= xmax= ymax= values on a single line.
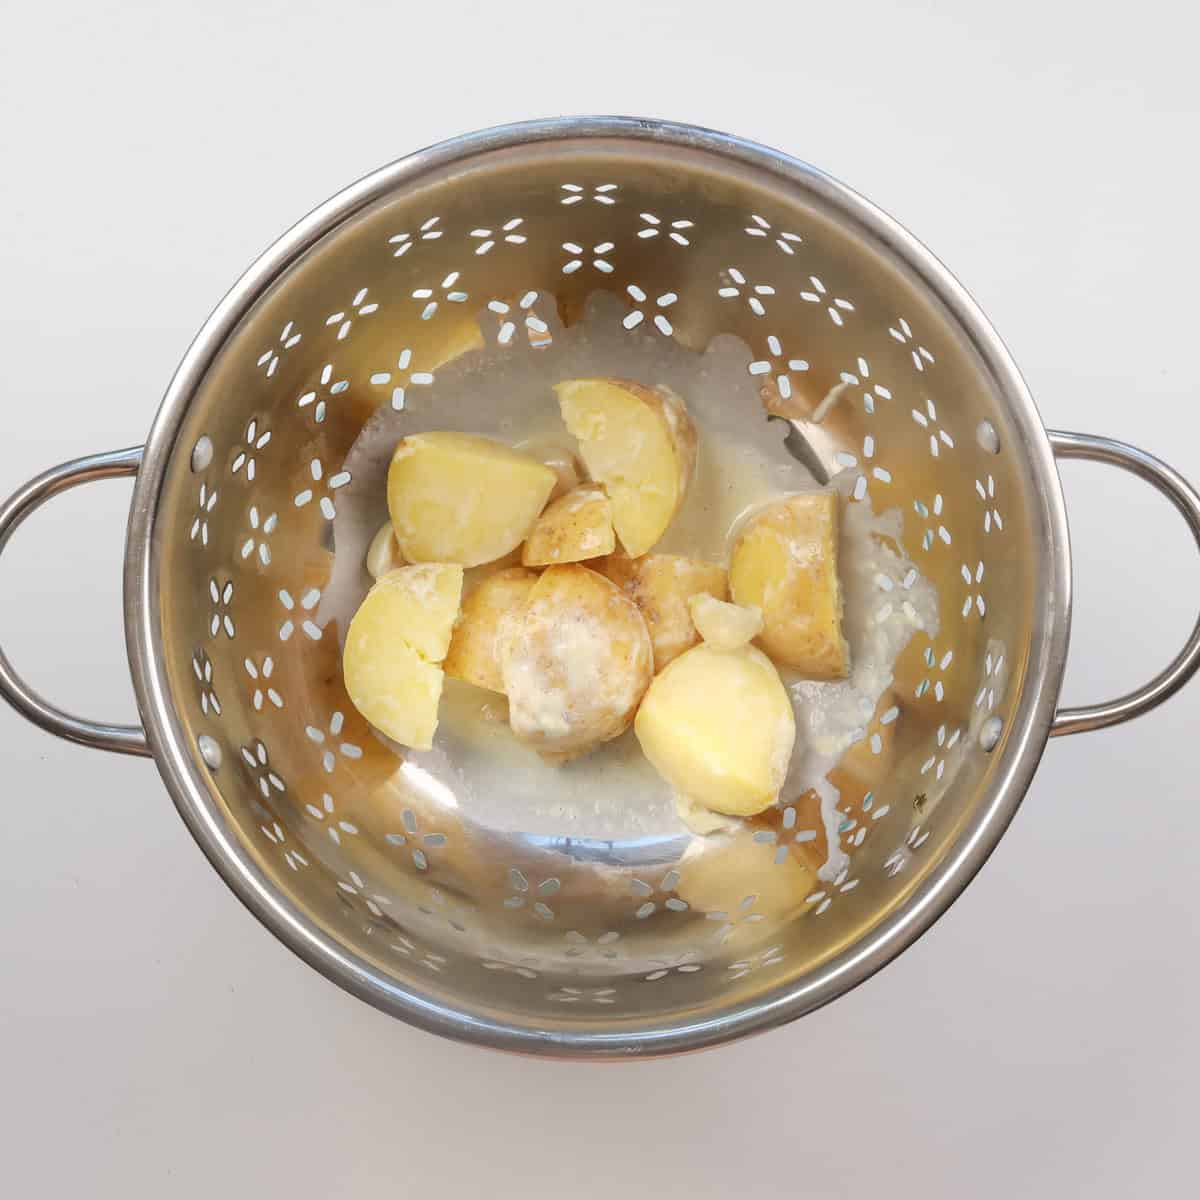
xmin=387 ymin=431 xmax=557 ymax=567
xmin=729 ymin=491 xmax=849 ymax=679
xmin=444 ymin=567 xmax=539 ymax=694
xmin=498 ymin=564 xmax=653 ymax=759
xmin=521 ymin=484 xmax=615 ymax=567
xmin=555 ymin=379 xmax=697 ymax=557
xmin=614 ymin=554 xmax=729 ymax=672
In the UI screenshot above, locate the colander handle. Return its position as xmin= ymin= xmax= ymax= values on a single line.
xmin=0 ymin=447 xmax=151 ymax=757
xmin=1049 ymin=430 xmax=1200 ymax=737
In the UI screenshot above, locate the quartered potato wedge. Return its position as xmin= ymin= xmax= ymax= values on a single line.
xmin=343 ymin=563 xmax=464 ymax=751
xmin=387 ymin=432 xmax=557 ymax=568
xmin=555 ymin=379 xmax=697 ymax=557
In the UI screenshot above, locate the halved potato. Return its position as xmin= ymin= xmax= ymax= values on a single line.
xmin=688 ymin=593 xmax=763 ymax=652
xmin=343 ymin=563 xmax=464 ymax=751
xmin=387 ymin=432 xmax=557 ymax=567
xmin=444 ymin=566 xmax=539 ymax=694
xmin=634 ymin=643 xmax=796 ymax=817
xmin=522 ymin=484 xmax=615 ymax=567
xmin=555 ymin=379 xmax=697 ymax=557
xmin=729 ymin=490 xmax=849 ymax=679
xmin=498 ymin=564 xmax=653 ymax=759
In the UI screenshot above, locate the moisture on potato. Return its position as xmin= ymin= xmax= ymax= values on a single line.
xmin=729 ymin=490 xmax=849 ymax=679
xmin=634 ymin=643 xmax=796 ymax=817
xmin=497 ymin=564 xmax=653 ymax=760
xmin=443 ymin=567 xmax=539 ymax=694
xmin=688 ymin=593 xmax=763 ymax=652
xmin=387 ymin=432 xmax=557 ymax=568
xmin=343 ymin=563 xmax=464 ymax=751
xmin=521 ymin=484 xmax=616 ymax=567
xmin=555 ymin=379 xmax=697 ymax=557
xmin=618 ymin=554 xmax=728 ymax=672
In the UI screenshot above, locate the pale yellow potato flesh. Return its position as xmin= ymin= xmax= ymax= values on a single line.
xmin=687 ymin=593 xmax=764 ymax=652
xmin=498 ymin=564 xmax=653 ymax=759
xmin=387 ymin=432 xmax=557 ymax=567
xmin=729 ymin=491 xmax=849 ymax=679
xmin=343 ymin=563 xmax=464 ymax=751
xmin=443 ymin=567 xmax=539 ymax=694
xmin=555 ymin=379 xmax=697 ymax=557
xmin=513 ymin=436 xmax=583 ymax=502
xmin=625 ymin=554 xmax=728 ymax=672
xmin=634 ymin=643 xmax=796 ymax=817
xmin=365 ymin=521 xmax=403 ymax=580
xmin=521 ymin=484 xmax=616 ymax=567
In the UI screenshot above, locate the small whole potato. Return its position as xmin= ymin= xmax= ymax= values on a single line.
xmin=729 ymin=490 xmax=849 ymax=679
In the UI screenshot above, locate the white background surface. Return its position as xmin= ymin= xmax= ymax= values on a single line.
xmin=1 ymin=2 xmax=1197 ymax=1195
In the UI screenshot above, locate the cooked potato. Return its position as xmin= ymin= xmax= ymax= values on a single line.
xmin=675 ymin=830 xmax=816 ymax=924
xmin=498 ymin=564 xmax=653 ymax=759
xmin=521 ymin=484 xmax=615 ymax=567
xmin=365 ymin=521 xmax=403 ymax=580
xmin=688 ymin=593 xmax=763 ymax=652
xmin=387 ymin=432 xmax=557 ymax=567
xmin=634 ymin=643 xmax=796 ymax=817
xmin=625 ymin=555 xmax=728 ymax=671
xmin=443 ymin=567 xmax=538 ymax=693
xmin=343 ymin=563 xmax=464 ymax=750
xmin=592 ymin=550 xmax=640 ymax=590
xmin=729 ymin=491 xmax=849 ymax=679
xmin=513 ymin=436 xmax=583 ymax=501
xmin=555 ymin=379 xmax=697 ymax=557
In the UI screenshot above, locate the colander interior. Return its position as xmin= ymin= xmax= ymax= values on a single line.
xmin=139 ymin=121 xmax=1060 ymax=1051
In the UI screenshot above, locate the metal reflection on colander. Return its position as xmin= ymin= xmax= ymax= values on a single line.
xmin=1 ymin=118 xmax=1198 ymax=1058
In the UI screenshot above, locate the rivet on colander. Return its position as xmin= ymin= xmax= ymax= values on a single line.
xmin=977 ymin=419 xmax=1001 ymax=454
xmin=190 ymin=436 xmax=214 ymax=473
xmin=197 ymin=735 xmax=222 ymax=770
xmin=980 ymin=716 xmax=1004 ymax=752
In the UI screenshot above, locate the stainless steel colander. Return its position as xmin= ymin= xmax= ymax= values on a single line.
xmin=3 ymin=117 xmax=1198 ymax=1059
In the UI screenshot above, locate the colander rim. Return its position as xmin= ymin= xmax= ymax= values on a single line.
xmin=123 ymin=115 xmax=1072 ymax=1058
